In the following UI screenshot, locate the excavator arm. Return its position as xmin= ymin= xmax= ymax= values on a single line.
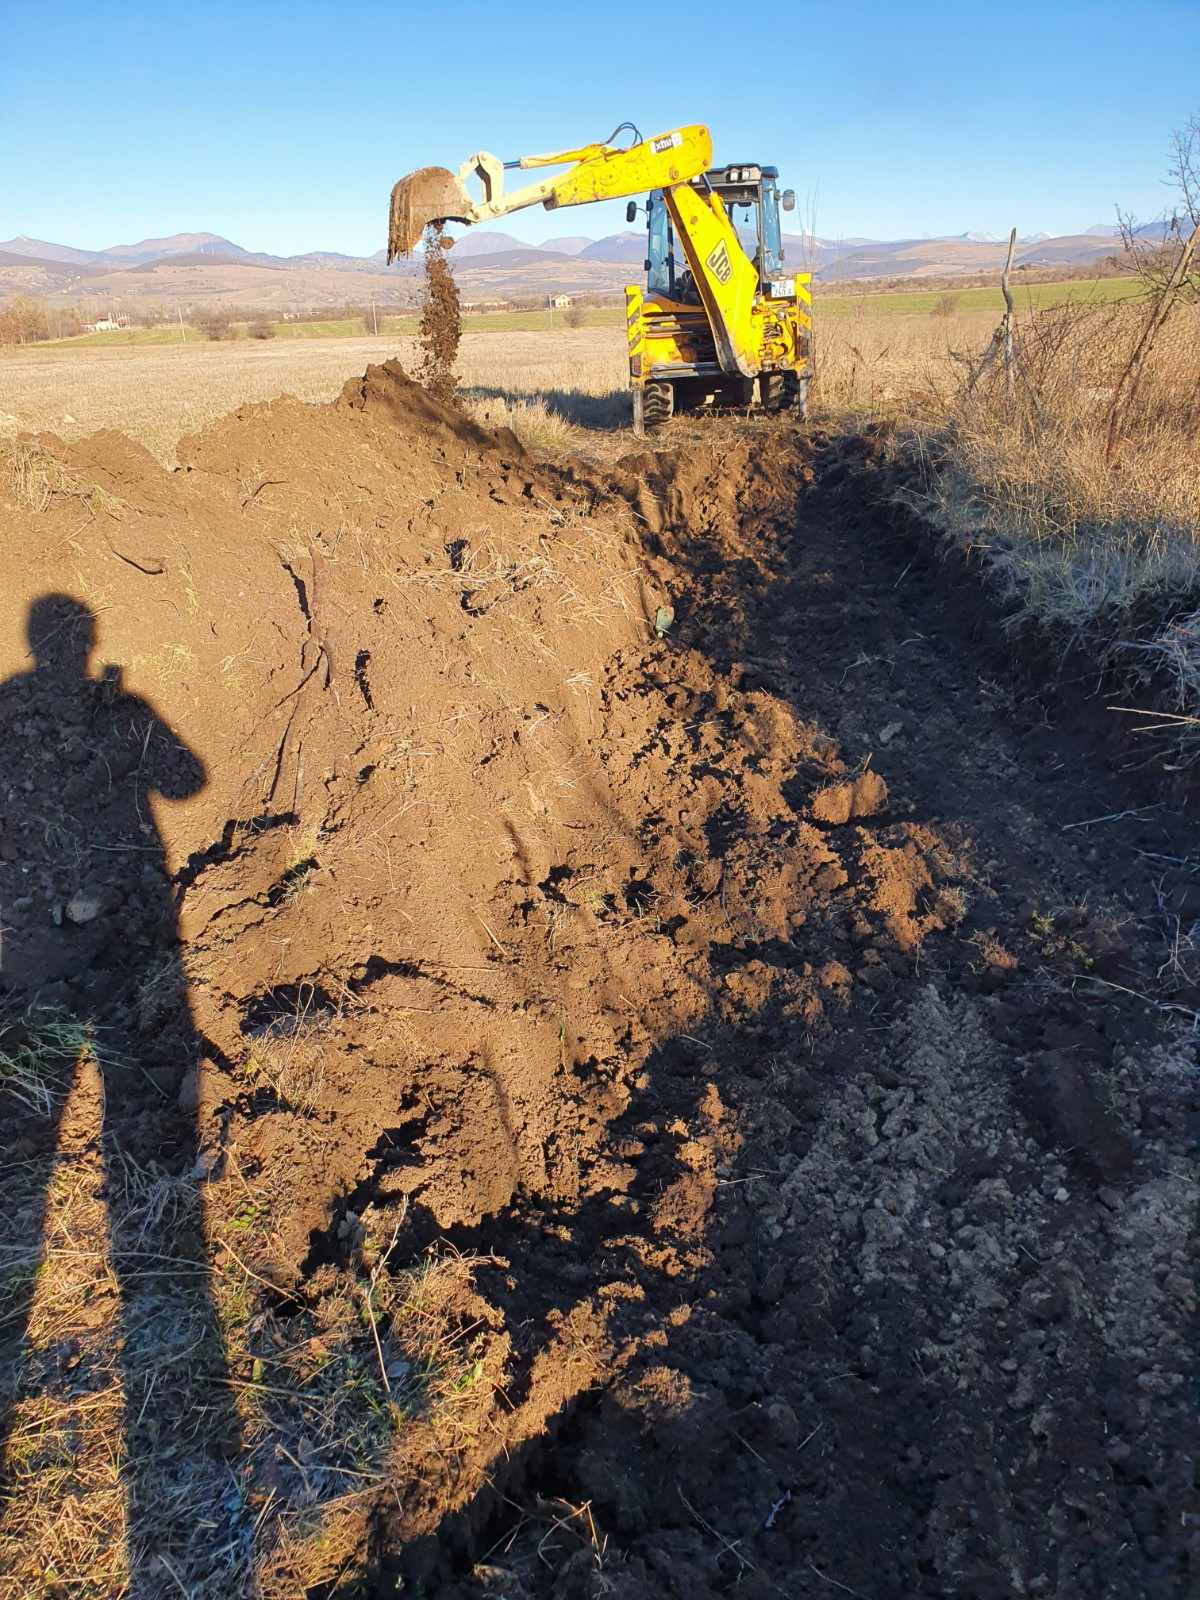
xmin=387 ymin=124 xmax=714 ymax=260
xmin=662 ymin=183 xmax=761 ymax=378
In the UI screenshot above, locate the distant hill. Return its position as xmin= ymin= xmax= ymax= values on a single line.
xmin=137 ymin=251 xmax=275 ymax=271
xmin=0 ymin=235 xmax=103 ymax=266
xmin=99 ymin=232 xmax=249 ymax=263
xmin=579 ymin=232 xmax=645 ymax=262
xmin=1084 ymin=220 xmax=1171 ymax=241
xmin=0 ymin=216 xmax=1153 ymax=311
xmin=445 ymin=231 xmax=528 ymax=258
xmin=445 ymin=247 xmax=577 ymax=269
xmin=543 ymin=235 xmax=592 ymax=255
xmin=0 ymin=249 xmax=101 ymax=275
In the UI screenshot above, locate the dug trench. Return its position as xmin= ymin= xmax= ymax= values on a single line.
xmin=0 ymin=369 xmax=1195 ymax=1599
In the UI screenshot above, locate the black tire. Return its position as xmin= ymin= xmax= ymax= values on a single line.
xmin=643 ymin=381 xmax=674 ymax=431
xmin=759 ymin=372 xmax=788 ymax=411
xmin=762 ymin=371 xmax=809 ymax=417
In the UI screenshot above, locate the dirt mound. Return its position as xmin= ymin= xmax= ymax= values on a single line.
xmin=0 ymin=387 xmax=1195 ymax=1598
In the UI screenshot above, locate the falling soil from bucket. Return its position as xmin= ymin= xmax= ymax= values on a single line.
xmin=416 ymin=222 xmax=461 ymax=401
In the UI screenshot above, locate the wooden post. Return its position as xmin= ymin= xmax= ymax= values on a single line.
xmin=1001 ymin=227 xmax=1017 ymax=399
xmin=967 ymin=226 xmax=1020 ymax=395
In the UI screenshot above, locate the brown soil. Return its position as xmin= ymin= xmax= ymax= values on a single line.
xmin=417 ymin=222 xmax=462 ymax=400
xmin=0 ymin=374 xmax=1195 ymax=1599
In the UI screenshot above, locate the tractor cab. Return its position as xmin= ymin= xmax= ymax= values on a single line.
xmin=640 ymin=164 xmax=795 ymax=298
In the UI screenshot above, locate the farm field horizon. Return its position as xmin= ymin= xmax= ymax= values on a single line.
xmin=8 ymin=270 xmax=1147 ymax=355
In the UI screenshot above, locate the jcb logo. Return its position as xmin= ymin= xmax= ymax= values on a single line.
xmin=706 ymin=241 xmax=732 ymax=284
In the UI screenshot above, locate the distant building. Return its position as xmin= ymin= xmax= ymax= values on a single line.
xmin=546 ymin=293 xmax=572 ymax=309
xmin=89 ymin=315 xmax=129 ymax=332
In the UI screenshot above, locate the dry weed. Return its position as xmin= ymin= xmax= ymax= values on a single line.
xmin=0 ymin=438 xmax=125 ymax=519
xmin=0 ymin=1010 xmax=498 ymax=1598
xmin=888 ymin=301 xmax=1200 ymax=752
xmin=0 ymin=1009 xmax=109 ymax=1115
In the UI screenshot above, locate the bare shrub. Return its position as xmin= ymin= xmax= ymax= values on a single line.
xmin=931 ymin=293 xmax=959 ymax=318
xmin=194 ymin=308 xmax=234 ymax=341
xmin=563 ymin=302 xmax=587 ymax=329
xmin=248 ymin=315 xmax=276 ymax=340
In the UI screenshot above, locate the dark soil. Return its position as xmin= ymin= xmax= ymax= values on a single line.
xmin=0 ymin=377 xmax=1195 ymax=1599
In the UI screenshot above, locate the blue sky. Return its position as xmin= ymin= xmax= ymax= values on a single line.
xmin=2 ymin=0 xmax=1196 ymax=254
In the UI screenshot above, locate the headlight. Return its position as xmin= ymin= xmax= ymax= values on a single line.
xmin=767 ymin=278 xmax=796 ymax=298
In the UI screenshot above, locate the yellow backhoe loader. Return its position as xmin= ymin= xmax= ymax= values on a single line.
xmin=387 ymin=122 xmax=812 ymax=433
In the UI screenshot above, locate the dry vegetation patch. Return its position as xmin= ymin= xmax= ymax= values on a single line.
xmin=878 ymin=300 xmax=1200 ymax=756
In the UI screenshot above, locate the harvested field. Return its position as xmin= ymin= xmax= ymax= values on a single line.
xmin=0 ymin=329 xmax=628 ymax=463
xmin=0 ymin=354 xmax=1196 ymax=1598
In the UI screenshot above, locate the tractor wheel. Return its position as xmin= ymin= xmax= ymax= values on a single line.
xmin=762 ymin=371 xmax=809 ymax=418
xmin=643 ymin=381 xmax=674 ymax=432
xmin=759 ymin=372 xmax=784 ymax=411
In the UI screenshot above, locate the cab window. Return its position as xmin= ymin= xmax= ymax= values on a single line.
xmin=646 ymin=191 xmax=675 ymax=295
xmin=761 ymin=188 xmax=785 ymax=277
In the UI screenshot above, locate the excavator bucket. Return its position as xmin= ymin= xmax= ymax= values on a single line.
xmin=387 ymin=167 xmax=472 ymax=261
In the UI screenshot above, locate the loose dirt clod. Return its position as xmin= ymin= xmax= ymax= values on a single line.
xmin=416 ymin=221 xmax=462 ymax=400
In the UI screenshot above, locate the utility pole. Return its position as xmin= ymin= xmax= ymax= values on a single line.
xmin=178 ymin=305 xmax=187 ymax=343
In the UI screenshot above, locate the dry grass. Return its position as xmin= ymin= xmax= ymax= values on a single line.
xmin=791 ymin=295 xmax=1200 ymax=752
xmin=884 ymin=302 xmax=1200 ymax=751
xmin=0 ymin=310 xmax=964 ymax=464
xmin=0 ymin=437 xmax=127 ymax=519
xmin=0 ymin=1007 xmax=495 ymax=1599
xmin=812 ymin=307 xmax=999 ymax=416
xmin=0 ymin=1011 xmax=102 ymax=1114
xmin=0 ymin=1062 xmax=236 ymax=1599
xmin=228 ymin=1229 xmax=492 ymax=1599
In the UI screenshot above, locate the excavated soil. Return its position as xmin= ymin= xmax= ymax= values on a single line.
xmin=417 ymin=223 xmax=462 ymax=400
xmin=0 ymin=367 xmax=1196 ymax=1599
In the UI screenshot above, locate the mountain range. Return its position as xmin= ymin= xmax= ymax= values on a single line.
xmin=0 ymin=221 xmax=1162 ymax=311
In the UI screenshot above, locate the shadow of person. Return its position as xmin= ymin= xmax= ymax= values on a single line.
xmin=0 ymin=596 xmax=249 ymax=1591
